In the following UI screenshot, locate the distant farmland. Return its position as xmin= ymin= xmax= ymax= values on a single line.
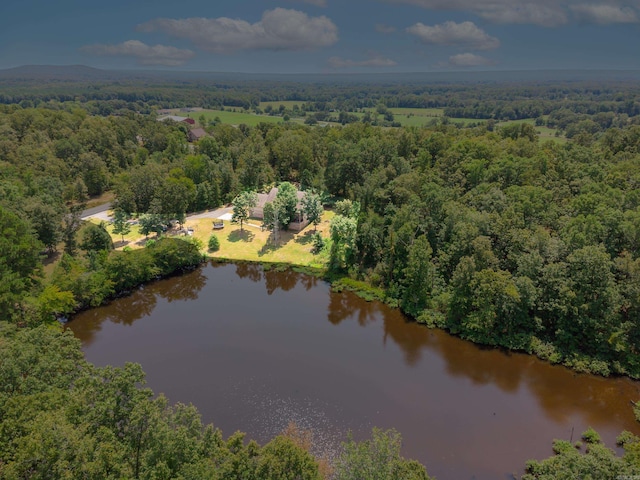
xmin=170 ymin=108 xmax=286 ymax=127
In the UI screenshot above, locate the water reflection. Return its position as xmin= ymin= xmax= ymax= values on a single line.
xmin=69 ymin=262 xmax=640 ymax=478
xmin=328 ymin=286 xmax=640 ymax=430
xmin=233 ymin=262 xmax=319 ymax=294
xmin=69 ymin=268 xmax=207 ymax=346
xmin=264 ymin=269 xmax=298 ymax=294
xmin=159 ymin=269 xmax=206 ymax=302
xmin=235 ymin=262 xmax=262 ymax=282
xmin=328 ymin=289 xmax=379 ymax=327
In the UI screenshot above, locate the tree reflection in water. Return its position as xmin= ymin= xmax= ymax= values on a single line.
xmin=70 ymin=263 xmax=640 ymax=444
xmin=157 ymin=269 xmax=206 ymax=303
xmin=327 ymin=286 xmax=640 ymax=431
xmin=233 ymin=262 xmax=318 ymax=295
xmin=235 ymin=262 xmax=263 ymax=283
xmin=264 ymin=269 xmax=298 ymax=295
xmin=67 ymin=267 xmax=207 ymax=345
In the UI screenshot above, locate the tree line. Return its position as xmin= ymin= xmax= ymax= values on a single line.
xmin=0 ymin=323 xmax=431 ymax=479
xmin=2 ymin=89 xmax=640 ymax=476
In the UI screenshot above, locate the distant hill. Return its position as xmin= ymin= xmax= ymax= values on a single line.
xmin=1 ymin=64 xmax=640 ymax=85
xmin=0 ymin=65 xmax=115 ymax=81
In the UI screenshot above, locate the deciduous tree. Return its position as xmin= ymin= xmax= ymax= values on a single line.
xmin=301 ymin=192 xmax=323 ymax=232
xmin=232 ymin=191 xmax=258 ymax=232
xmin=112 ymin=208 xmax=131 ymax=244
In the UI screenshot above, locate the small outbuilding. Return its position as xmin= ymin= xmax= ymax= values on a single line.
xmin=188 ymin=128 xmax=207 ymax=142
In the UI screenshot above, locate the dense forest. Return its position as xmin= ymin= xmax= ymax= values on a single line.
xmin=2 ymin=75 xmax=640 ymax=477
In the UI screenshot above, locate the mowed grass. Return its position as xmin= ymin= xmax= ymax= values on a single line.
xmin=259 ymin=101 xmax=306 ymax=110
xmin=497 ymin=118 xmax=567 ymax=143
xmin=192 ymin=210 xmax=334 ymax=268
xmin=163 ymin=108 xmax=285 ymax=127
xmin=388 ymin=107 xmax=444 ymax=116
xmin=395 ymin=115 xmax=441 ymax=127
xmin=100 ymin=210 xmax=335 ymax=269
xmin=189 ymin=109 xmax=284 ymax=127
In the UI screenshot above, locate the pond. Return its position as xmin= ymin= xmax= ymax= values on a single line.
xmin=68 ymin=262 xmax=640 ymax=479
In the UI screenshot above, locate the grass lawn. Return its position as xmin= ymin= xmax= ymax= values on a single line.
xmin=395 ymin=114 xmax=440 ymax=127
xmin=497 ymin=118 xmax=567 ymax=143
xmin=388 ymin=107 xmax=444 ymax=116
xmin=165 ymin=108 xmax=285 ymax=127
xmin=259 ymin=101 xmax=306 ymax=110
xmin=191 ymin=109 xmax=285 ymax=127
xmin=191 ymin=211 xmax=334 ymax=268
xmin=102 ymin=210 xmax=335 ymax=269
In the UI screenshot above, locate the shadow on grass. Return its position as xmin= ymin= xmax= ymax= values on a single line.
xmin=258 ymin=236 xmax=282 ymax=257
xmin=294 ymin=230 xmax=315 ymax=245
xmin=258 ymin=230 xmax=301 ymax=257
xmin=42 ymin=250 xmax=61 ymax=266
xmin=228 ymin=229 xmax=255 ymax=243
xmin=135 ymin=235 xmax=159 ymax=247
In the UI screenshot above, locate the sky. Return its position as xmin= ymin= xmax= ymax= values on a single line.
xmin=1 ymin=0 xmax=640 ymax=73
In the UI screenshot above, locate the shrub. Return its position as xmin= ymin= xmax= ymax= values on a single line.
xmin=208 ymin=234 xmax=220 ymax=252
xmin=311 ymin=233 xmax=324 ymax=253
xmin=581 ymin=427 xmax=601 ymax=444
xmin=187 ymin=236 xmax=203 ymax=251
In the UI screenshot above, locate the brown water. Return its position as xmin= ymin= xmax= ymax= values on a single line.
xmin=69 ymin=262 xmax=640 ymax=480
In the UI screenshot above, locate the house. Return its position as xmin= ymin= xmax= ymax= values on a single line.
xmin=184 ymin=118 xmax=196 ymax=125
xmin=187 ymin=128 xmax=207 ymax=142
xmin=251 ymin=187 xmax=309 ymax=231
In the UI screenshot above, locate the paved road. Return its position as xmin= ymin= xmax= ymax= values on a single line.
xmin=81 ymin=203 xmax=234 ymax=224
xmin=188 ymin=206 xmax=233 ymax=220
xmin=80 ymin=202 xmax=111 ymax=220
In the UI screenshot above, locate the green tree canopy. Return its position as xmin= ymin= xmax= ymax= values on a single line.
xmin=112 ymin=208 xmax=131 ymax=244
xmin=0 ymin=206 xmax=42 ymax=320
xmin=232 ymin=191 xmax=258 ymax=232
xmin=80 ymin=222 xmax=114 ymax=253
xmin=334 ymin=428 xmax=432 ymax=480
xmin=301 ymin=192 xmax=323 ymax=232
xmin=276 ymin=182 xmax=299 ymax=229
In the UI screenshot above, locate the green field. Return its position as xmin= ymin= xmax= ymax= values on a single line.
xmin=190 ymin=109 xmax=285 ymax=127
xmin=388 ymin=107 xmax=444 ymax=116
xmin=164 ymin=108 xmax=285 ymax=127
xmin=259 ymin=100 xmax=306 ymax=110
xmin=168 ymin=107 xmax=562 ymax=139
xmin=497 ymin=118 xmax=566 ymax=143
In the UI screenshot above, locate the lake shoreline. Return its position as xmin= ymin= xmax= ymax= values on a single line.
xmin=67 ymin=261 xmax=640 ymax=480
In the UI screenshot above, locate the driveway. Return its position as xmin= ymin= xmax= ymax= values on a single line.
xmin=188 ymin=206 xmax=233 ymax=220
xmin=81 ymin=204 xmax=233 ymax=223
xmin=81 ymin=202 xmax=113 ymax=222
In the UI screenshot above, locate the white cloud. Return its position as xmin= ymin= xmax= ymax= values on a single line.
xmin=328 ymin=55 xmax=397 ymax=68
xmin=447 ymin=52 xmax=496 ymax=66
xmin=375 ymin=23 xmax=397 ymax=33
xmin=82 ymin=40 xmax=195 ymax=66
xmin=385 ymin=0 xmax=569 ymax=27
xmin=571 ymin=4 xmax=639 ymax=24
xmin=386 ymin=0 xmax=640 ymax=27
xmin=137 ymin=8 xmax=338 ymax=53
xmin=406 ymin=21 xmax=500 ymax=49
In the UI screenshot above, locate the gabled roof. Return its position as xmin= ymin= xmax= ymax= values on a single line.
xmin=188 ymin=128 xmax=207 ymax=142
xmin=255 ymin=187 xmax=305 ymax=209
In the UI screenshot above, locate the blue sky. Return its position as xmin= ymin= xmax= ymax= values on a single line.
xmin=1 ymin=0 xmax=639 ymax=73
